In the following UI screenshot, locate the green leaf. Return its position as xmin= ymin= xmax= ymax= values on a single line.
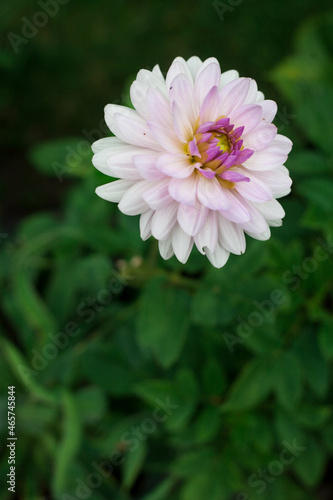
xmin=28 ymin=137 xmax=91 ymax=178
xmin=193 ymin=406 xmax=221 ymax=443
xmin=202 ymin=358 xmax=227 ymax=397
xmin=274 ymin=351 xmax=303 ymax=409
xmin=137 ymin=277 xmax=191 ymax=368
xmin=297 ymin=177 xmax=333 ymax=214
xmin=180 ymin=472 xmax=229 ymax=500
xmin=222 ymin=358 xmax=275 ymax=411
xmin=142 ymin=478 xmax=177 ymax=500
xmin=293 ymin=331 xmax=329 ymax=398
xmin=319 ymin=318 xmax=333 ymax=360
xmin=52 ymin=391 xmax=82 ymax=497
xmin=74 ymin=386 xmax=106 ymax=424
xmin=293 ymin=435 xmax=326 ymax=487
xmin=191 ymin=287 xmax=219 ymax=326
xmin=122 ymin=442 xmax=147 ymax=489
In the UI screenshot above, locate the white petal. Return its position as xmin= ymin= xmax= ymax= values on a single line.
xmin=234 ymin=168 xmax=273 ymax=202
xmin=146 ymin=88 xmax=173 ymax=129
xmin=140 ymin=210 xmax=154 ymax=240
xmin=169 ymin=73 xmax=197 ymax=130
xmin=242 ymin=79 xmax=258 ymax=105
xmin=194 ymin=210 xmax=218 ymax=253
xmin=151 ymin=202 xmax=178 ymax=240
xmin=177 ymin=202 xmax=208 ymax=236
xmin=218 ymin=216 xmax=246 ymax=255
xmin=136 ymin=69 xmax=167 ymax=97
xmin=228 ymin=104 xmax=262 ymax=135
xmin=219 ymin=189 xmax=251 ymax=223
xmin=205 ymin=245 xmax=230 ymax=268
xmin=195 ymin=59 xmax=221 ymax=105
xmin=157 ymin=153 xmax=195 ymax=178
xmin=220 ymin=70 xmax=239 ymax=89
xmin=242 ymin=123 xmax=277 ymax=151
xmin=91 ymin=137 xmax=125 ymax=154
xmin=166 ymin=57 xmax=194 ymax=90
xmin=199 ymin=86 xmax=221 ymax=123
xmin=186 ymin=56 xmax=203 ymax=78
xmin=95 ymin=180 xmax=135 ymax=203
xmin=251 ymin=166 xmax=292 ymax=198
xmin=159 ymin=235 xmax=174 ymax=260
xmin=252 ymin=198 xmax=285 ymax=221
xmin=130 ymin=80 xmax=150 ymax=120
xmin=105 ymin=104 xmax=160 ymax=150
xmin=143 ymin=179 xmax=172 ymax=210
xmin=134 ymin=154 xmax=166 ymax=180
xmin=257 ymin=100 xmax=278 ymax=123
xmin=245 ymin=227 xmax=271 ymax=241
xmin=93 ymin=145 xmax=152 ymax=176
xmin=169 ymin=175 xmax=198 ymax=206
xmin=147 ymin=121 xmax=183 ymax=153
xmin=219 ymin=78 xmax=251 ymax=116
xmin=172 ymin=224 xmax=193 ymax=263
xmin=197 ymin=176 xmax=230 ymax=210
xmin=236 ymin=195 xmax=270 ymax=234
xmin=118 ymin=180 xmax=152 ymax=215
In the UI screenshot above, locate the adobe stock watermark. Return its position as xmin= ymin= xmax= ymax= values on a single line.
xmin=236 ymin=439 xmax=306 ymax=499
xmin=17 ymin=270 xmax=132 ymax=383
xmin=213 ymin=0 xmax=244 ymax=22
xmin=224 ymin=236 xmax=333 ymax=353
xmin=61 ymin=397 xmax=180 ymax=500
xmin=7 ymin=0 xmax=70 ymax=54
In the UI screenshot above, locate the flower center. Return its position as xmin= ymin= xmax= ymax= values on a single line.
xmin=187 ymin=117 xmax=254 ymax=186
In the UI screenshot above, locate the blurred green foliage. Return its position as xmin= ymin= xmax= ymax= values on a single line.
xmin=1 ymin=1 xmax=333 ymax=499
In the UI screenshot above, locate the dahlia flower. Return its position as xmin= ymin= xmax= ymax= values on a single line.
xmin=92 ymin=56 xmax=292 ymax=268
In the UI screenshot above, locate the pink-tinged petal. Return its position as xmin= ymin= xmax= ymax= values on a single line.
xmin=242 ymin=79 xmax=258 ymax=105
xmin=217 ymin=216 xmax=246 ymax=255
xmin=105 ymin=105 xmax=161 ymax=151
xmin=157 ymin=153 xmax=195 ymax=178
xmin=172 ymin=101 xmax=194 ymax=143
xmin=130 ymin=80 xmax=149 ymax=120
xmin=205 ymin=245 xmax=230 ymax=268
xmin=220 ymin=70 xmax=239 ymax=89
xmin=136 ymin=69 xmax=167 ymax=97
xmin=245 ymin=135 xmax=292 ymax=170
xmin=219 ymin=78 xmax=251 ymax=116
xmin=107 ymin=153 xmax=143 ymax=180
xmin=219 ymin=190 xmax=251 ymax=224
xmin=169 ymin=73 xmax=198 ymax=129
xmin=134 ymin=154 xmax=166 ymax=180
xmin=158 ymin=235 xmax=174 ymax=260
xmin=143 ymin=179 xmax=172 ymax=209
xmin=147 ymin=121 xmax=183 ymax=153
xmin=118 ymin=180 xmax=153 ymax=215
xmin=166 ymin=57 xmax=194 ymax=90
xmin=194 ymin=210 xmax=218 ymax=253
xmin=234 ymin=193 xmax=269 ymax=234
xmin=252 ymin=166 xmax=292 ymax=198
xmin=195 ymin=60 xmax=221 ymax=105
xmin=258 ymin=100 xmax=277 ymax=123
xmin=91 ymin=137 xmax=126 ymax=154
xmin=186 ymin=56 xmax=203 ymax=78
xmin=146 ymin=88 xmax=173 ymax=129
xmin=140 ymin=210 xmax=154 ymax=240
xmin=233 ymin=148 xmax=254 ymax=165
xmin=169 ymin=175 xmax=198 ymax=206
xmin=151 ymin=202 xmax=178 ymax=240
xmin=188 ymin=137 xmax=200 ymax=157
xmin=197 ymin=167 xmax=216 ymax=179
xmin=197 ymin=176 xmax=230 ymax=210
xmin=172 ymin=224 xmax=193 ymax=263
xmin=242 ymin=123 xmax=277 ymax=151
xmin=199 ymin=86 xmax=221 ymax=123
xmin=228 ymin=104 xmax=262 ymax=134
xmin=234 ymin=168 xmax=273 ymax=202
xmin=95 ymin=180 xmax=135 ymax=203
xmin=252 ymin=199 xmax=285 ymax=221
xmin=177 ymin=202 xmax=208 ymax=236
xmin=220 ymin=170 xmax=250 ymax=183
